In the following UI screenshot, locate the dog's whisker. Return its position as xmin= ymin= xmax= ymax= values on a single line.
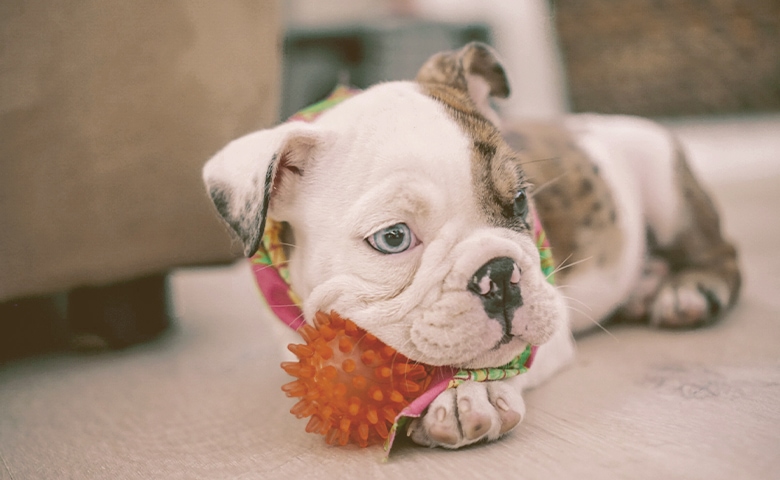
xmin=518 ymin=156 xmax=559 ymax=167
xmin=529 ymin=172 xmax=567 ymax=199
xmin=388 ymin=337 xmax=415 ymax=389
xmin=555 ymin=284 xmax=604 ymax=297
xmin=555 ymin=284 xmax=597 ymax=291
xmin=559 ymin=294 xmax=593 ymax=312
xmin=354 ymin=329 xmax=376 ymax=350
xmin=392 ymin=341 xmax=429 ymax=388
xmin=545 ymin=252 xmax=572 ymax=280
xmin=282 ymin=311 xmax=306 ymax=333
xmin=565 ymin=305 xmax=618 ymax=341
xmin=548 ymin=255 xmax=593 ymax=279
xmin=552 ymin=252 xmax=573 ymax=270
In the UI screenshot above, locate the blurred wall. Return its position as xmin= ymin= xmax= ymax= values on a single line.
xmin=556 ymin=0 xmax=780 ymax=116
xmin=283 ymin=0 xmax=570 ymax=120
xmin=410 ymin=0 xmax=570 ymax=119
xmin=0 ymin=1 xmax=282 ymax=301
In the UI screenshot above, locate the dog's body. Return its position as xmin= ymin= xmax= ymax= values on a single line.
xmin=203 ymin=44 xmax=740 ymax=449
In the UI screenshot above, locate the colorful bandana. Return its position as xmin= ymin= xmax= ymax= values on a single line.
xmin=250 ymin=86 xmax=556 ymax=455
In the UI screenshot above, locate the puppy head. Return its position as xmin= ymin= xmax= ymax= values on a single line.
xmin=204 ymin=43 xmax=567 ymax=368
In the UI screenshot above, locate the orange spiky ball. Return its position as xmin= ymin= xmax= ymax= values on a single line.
xmin=281 ymin=311 xmax=437 ymax=447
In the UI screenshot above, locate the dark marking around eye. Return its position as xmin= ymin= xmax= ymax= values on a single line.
xmin=493 ymin=191 xmax=513 ymax=218
xmin=474 ymin=141 xmax=496 ymax=160
xmin=514 ymin=190 xmax=529 ymax=218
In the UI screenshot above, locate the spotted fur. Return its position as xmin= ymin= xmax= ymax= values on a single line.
xmin=503 ymin=123 xmax=624 ymax=272
xmin=203 ymin=42 xmax=740 ymax=451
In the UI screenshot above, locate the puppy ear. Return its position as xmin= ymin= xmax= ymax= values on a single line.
xmin=202 ymin=122 xmax=325 ymax=257
xmin=416 ymin=42 xmax=509 ymax=125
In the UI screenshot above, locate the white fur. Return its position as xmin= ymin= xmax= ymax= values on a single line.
xmin=203 ymin=80 xmax=571 ymax=448
xmin=276 ymin=82 xmax=567 ymax=369
xmin=203 ymin=78 xmax=700 ymax=450
xmin=572 ymin=115 xmax=685 ymax=247
xmin=561 ymin=114 xmax=686 ymax=333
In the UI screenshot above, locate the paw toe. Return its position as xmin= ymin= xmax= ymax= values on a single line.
xmin=494 ymin=397 xmax=523 ymax=435
xmin=409 ymin=381 xmax=526 ymax=449
xmin=427 ymin=422 xmax=460 ymax=446
xmin=650 ymin=275 xmax=728 ymax=328
xmin=410 ymin=391 xmax=462 ymax=448
xmin=427 ymin=406 xmax=460 ymax=445
xmin=458 ymin=398 xmax=493 ymax=440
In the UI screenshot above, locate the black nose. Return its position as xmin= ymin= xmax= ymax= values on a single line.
xmin=468 ymin=257 xmax=523 ymax=329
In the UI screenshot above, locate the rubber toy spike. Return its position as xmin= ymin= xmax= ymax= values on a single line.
xmin=281 ymin=311 xmax=437 ymax=447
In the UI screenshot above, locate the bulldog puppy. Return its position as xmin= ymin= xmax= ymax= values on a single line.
xmin=202 ymin=43 xmax=740 ymax=449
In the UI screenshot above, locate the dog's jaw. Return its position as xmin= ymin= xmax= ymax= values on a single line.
xmin=278 ymin=81 xmax=567 ymax=367
xmin=298 ymin=218 xmax=566 ymax=368
xmin=205 ymin=78 xmax=568 ymax=370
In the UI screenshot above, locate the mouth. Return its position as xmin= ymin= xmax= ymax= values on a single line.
xmin=491 ymin=333 xmax=517 ymax=350
xmin=489 ymin=308 xmax=521 ymax=350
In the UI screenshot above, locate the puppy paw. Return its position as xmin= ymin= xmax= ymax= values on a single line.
xmin=617 ymin=257 xmax=669 ymax=321
xmin=406 ymin=380 xmax=525 ymax=449
xmin=649 ymin=271 xmax=730 ymax=328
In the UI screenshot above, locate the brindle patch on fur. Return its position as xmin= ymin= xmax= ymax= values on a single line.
xmin=651 ymin=145 xmax=741 ymax=308
xmin=416 ymin=52 xmax=469 ymax=93
xmin=419 ymin=82 xmax=530 ymax=232
xmin=415 ymin=43 xmax=622 ymax=277
xmin=503 ymin=121 xmax=624 ymax=274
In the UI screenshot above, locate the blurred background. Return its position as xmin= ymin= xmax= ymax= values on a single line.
xmin=281 ymin=0 xmax=779 ymax=119
xmin=1 ymin=0 xmax=778 ymax=358
xmin=2 ymin=3 xmax=780 ymax=478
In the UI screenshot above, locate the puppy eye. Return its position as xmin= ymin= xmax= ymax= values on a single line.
xmin=514 ymin=189 xmax=529 ymax=218
xmin=367 ymin=223 xmax=417 ymax=254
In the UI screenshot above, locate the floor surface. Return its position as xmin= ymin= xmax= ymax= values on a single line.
xmin=1 ymin=115 xmax=779 ymax=479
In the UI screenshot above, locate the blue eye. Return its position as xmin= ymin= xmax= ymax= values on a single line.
xmin=367 ymin=223 xmax=416 ymax=254
xmin=514 ymin=189 xmax=528 ymax=218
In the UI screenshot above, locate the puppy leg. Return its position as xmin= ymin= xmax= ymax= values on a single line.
xmin=654 ymin=152 xmax=741 ymax=327
xmin=407 ymin=327 xmax=574 ymax=449
xmin=407 ymin=380 xmax=526 ymax=449
xmin=618 ymin=119 xmax=742 ymax=327
xmin=615 ymin=256 xmax=670 ymax=321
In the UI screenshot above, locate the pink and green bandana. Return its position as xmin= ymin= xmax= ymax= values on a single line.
xmin=251 ymin=86 xmax=555 ymax=455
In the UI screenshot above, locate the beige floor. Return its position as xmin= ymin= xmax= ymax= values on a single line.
xmin=2 ymin=116 xmax=779 ymax=479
